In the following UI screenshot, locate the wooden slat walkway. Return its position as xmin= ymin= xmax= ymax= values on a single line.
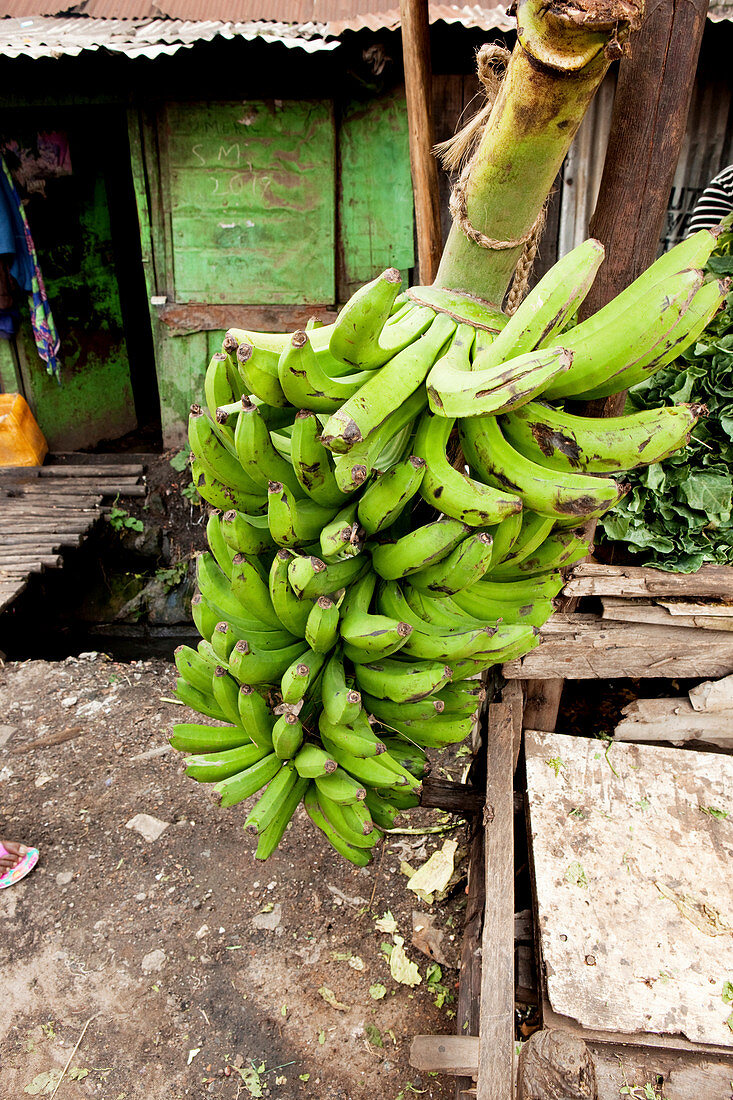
xmin=0 ymin=457 xmax=145 ymax=614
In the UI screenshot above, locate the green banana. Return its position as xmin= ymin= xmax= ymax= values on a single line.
xmin=376 ymin=713 xmax=474 ymax=747
xmin=287 ymin=553 xmax=369 ymax=599
xmin=206 ymin=512 xmax=237 ymax=578
xmin=280 ymin=646 xmax=327 ymax=704
xmin=305 ymin=596 xmax=340 ymax=653
xmin=228 ymin=638 xmax=308 ymax=685
xmin=278 ymin=330 xmax=372 ymax=412
xmin=191 ymin=458 xmax=266 ymax=513
xmin=254 ymin=773 xmax=310 ymax=860
xmin=320 ymin=502 xmax=360 ymax=559
xmin=333 ymin=388 xmax=427 ymax=492
xmin=211 ymin=666 xmax=241 ymax=724
xmin=329 ymin=268 xmax=403 ymax=366
xmin=175 ymin=644 xmax=218 ymax=695
xmin=541 ymin=268 xmax=707 ymax=400
xmin=353 ymin=657 xmax=451 ymax=703
xmin=494 ymin=528 xmax=592 ymax=577
xmin=229 ymin=554 xmax=284 ymax=629
xmin=244 ymin=761 xmax=297 ymax=834
xmin=232 ymin=334 xmax=288 ymax=408
xmin=406 ymin=285 xmax=505 ymax=332
xmin=303 ymin=784 xmax=371 ymax=867
xmin=268 ymin=549 xmax=311 ymax=636
xmin=174 ymin=677 xmax=228 ymax=721
xmin=501 ymin=400 xmax=705 ymax=473
xmin=488 ymin=510 xmax=555 ymax=574
xmin=472 ymin=237 xmax=605 ymax=367
xmin=266 ymin=481 xmax=337 ymax=548
xmin=205 ymin=351 xmax=245 ymax=421
xmin=170 ymin=722 xmax=250 ymax=753
xmin=294 ymin=743 xmax=338 ymax=778
xmin=290 ymin=410 xmax=360 ymax=506
xmin=460 ymin=415 xmax=625 ymax=521
xmin=320 ymin=740 xmax=411 ymax=789
xmin=364 ymin=789 xmax=403 ymax=830
xmin=435 ymin=680 xmax=486 ymax=715
xmin=271 ymin=713 xmax=305 ymax=759
xmin=340 ymin=608 xmax=412 ymax=662
xmin=319 ymin=711 xmax=387 ymax=758
xmin=233 ymin=399 xmax=307 ymax=497
xmin=237 ymin=684 xmax=274 ymax=749
xmin=412 ymin=412 xmax=522 ymax=526
xmin=427 ymin=342 xmax=572 ymax=419
xmin=220 ymin=508 xmax=276 ymax=557
xmin=487 ymin=510 xmax=525 ymax=564
xmin=340 ymin=302 xmax=437 ymax=371
xmin=321 ymin=651 xmax=362 ymax=726
xmin=215 ymin=752 xmax=282 ymax=807
xmin=191 ymin=593 xmax=219 ymax=641
xmin=408 ymin=530 xmax=494 ymax=595
xmin=316 ymin=791 xmax=380 ymax=849
xmin=370 ymin=518 xmax=471 ymax=580
xmin=361 ymin=692 xmax=446 ymax=724
xmin=314 ymin=769 xmax=367 ymax=805
xmin=184 ymin=741 xmax=270 ymax=782
xmin=321 ymin=312 xmax=456 ymax=453
xmin=188 ymin=406 xmax=261 ymax=494
xmin=356 ymin=455 xmax=426 ymax=536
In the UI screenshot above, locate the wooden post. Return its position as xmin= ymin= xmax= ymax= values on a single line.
xmin=580 ymin=0 xmax=710 ymax=417
xmin=400 ymin=0 xmax=443 ymax=284
xmin=476 ymin=702 xmax=515 ymax=1100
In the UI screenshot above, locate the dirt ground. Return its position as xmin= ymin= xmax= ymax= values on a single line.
xmin=0 ymin=655 xmax=468 ymax=1100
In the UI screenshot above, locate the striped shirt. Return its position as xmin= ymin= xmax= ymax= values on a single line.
xmin=686 ymin=164 xmax=733 ymax=235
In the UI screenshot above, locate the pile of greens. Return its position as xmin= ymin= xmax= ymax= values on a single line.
xmin=598 ymin=229 xmax=733 ymax=572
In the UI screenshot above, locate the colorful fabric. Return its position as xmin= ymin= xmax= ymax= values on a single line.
xmin=0 ymin=844 xmax=39 ymax=889
xmin=0 ymin=154 xmax=60 ymax=378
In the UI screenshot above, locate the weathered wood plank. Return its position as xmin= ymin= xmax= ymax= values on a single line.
xmin=420 ymin=777 xmax=484 ymax=814
xmin=521 ymin=679 xmax=564 ymax=734
xmin=614 ymin=697 xmax=733 ymax=746
xmin=503 ymin=614 xmax=733 ymax=679
xmin=525 ymin=730 xmax=733 ymax=1051
xmin=601 ymin=597 xmax=733 ymax=631
xmin=477 ymin=701 xmax=515 ymax=1100
xmin=0 ymin=464 xmax=142 ymax=478
xmin=563 ymin=563 xmax=733 ymax=599
xmin=157 ymin=301 xmax=338 ymax=336
xmin=411 ymin=1035 xmax=479 ymax=1076
xmin=689 ymin=674 xmax=733 ymax=713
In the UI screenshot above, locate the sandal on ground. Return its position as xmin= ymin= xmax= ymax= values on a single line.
xmin=0 ymin=843 xmax=39 ymax=889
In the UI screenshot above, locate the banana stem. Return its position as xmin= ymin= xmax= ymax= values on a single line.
xmin=433 ymin=0 xmax=643 ymax=304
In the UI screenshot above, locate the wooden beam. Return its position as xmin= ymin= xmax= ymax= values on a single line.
xmin=157 ymin=301 xmax=338 ymax=336
xmin=411 ymin=1035 xmax=480 ymax=1076
xmin=477 ymin=701 xmax=515 ymax=1100
xmin=579 ymin=0 xmax=709 ymax=417
xmin=601 ymin=597 xmax=733 ymax=632
xmin=563 ymin=563 xmax=733 ymax=599
xmin=503 ymin=614 xmax=733 ymax=679
xmin=420 ymin=777 xmax=485 ymax=814
xmin=400 ymin=0 xmax=443 ymax=283
xmin=614 ymin=697 xmax=733 ymax=747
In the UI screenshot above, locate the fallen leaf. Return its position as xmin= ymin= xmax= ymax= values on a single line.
xmin=348 ymin=955 xmax=365 ymax=971
xmin=187 ymin=1048 xmax=201 ymax=1065
xmin=389 ymin=936 xmax=421 ymax=987
xmin=365 ymin=1023 xmax=383 ymax=1048
xmin=412 ymin=911 xmax=451 ymax=966
xmin=369 ymin=982 xmax=387 ymax=1000
xmin=375 ymin=910 xmax=398 ymax=934
xmin=318 ymin=985 xmax=349 ymax=1011
xmin=406 ymin=840 xmax=458 ymax=904
xmin=23 ymin=1071 xmax=61 ymax=1095
xmin=327 ymin=884 xmax=368 ymax=908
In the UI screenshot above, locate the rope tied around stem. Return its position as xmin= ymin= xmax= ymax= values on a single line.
xmin=435 ymin=42 xmax=548 ymax=313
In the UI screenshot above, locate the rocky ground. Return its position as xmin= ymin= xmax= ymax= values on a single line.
xmin=0 ymin=654 xmax=469 ymax=1099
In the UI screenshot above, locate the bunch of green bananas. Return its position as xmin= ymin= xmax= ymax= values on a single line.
xmin=171 ymin=228 xmax=728 ymax=865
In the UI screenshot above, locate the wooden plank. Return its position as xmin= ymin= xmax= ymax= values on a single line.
xmin=411 ymin=1035 xmax=479 ymax=1076
xmin=503 ymin=614 xmax=733 ymax=680
xmin=601 ymin=597 xmax=733 ymax=631
xmin=563 ymin=563 xmax=733 ymax=599
xmin=525 ymin=731 xmax=733 ymax=1051
xmin=164 ymin=100 xmax=336 ymax=305
xmin=0 ymin=579 xmax=27 ymax=613
xmin=0 ymin=535 xmax=82 ymax=548
xmin=158 ymin=301 xmax=338 ymax=336
xmin=339 ymin=92 xmax=415 ymax=299
xmin=420 ymin=778 xmax=484 ymax=814
xmin=614 ymin=697 xmax=733 ymax=747
xmin=659 ymin=600 xmax=733 ymax=618
xmin=400 ymin=0 xmax=442 ymax=284
xmin=477 ymin=701 xmax=515 ymax=1100
xmin=502 ymin=680 xmax=524 ymax=772
xmin=521 ymin=679 xmax=564 ymax=735
xmin=0 ymin=554 xmax=60 ymax=567
xmin=689 ymin=674 xmax=733 ymax=712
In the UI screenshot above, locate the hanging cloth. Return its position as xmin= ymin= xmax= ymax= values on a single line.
xmin=0 ymin=153 xmax=60 ymax=378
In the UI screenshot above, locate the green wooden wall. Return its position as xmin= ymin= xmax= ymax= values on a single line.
xmin=130 ymin=91 xmax=415 ymax=446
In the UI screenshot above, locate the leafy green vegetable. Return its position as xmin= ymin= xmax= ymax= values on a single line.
xmin=598 ymin=228 xmax=733 ymax=571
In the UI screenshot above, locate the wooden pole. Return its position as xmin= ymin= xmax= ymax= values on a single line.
xmin=400 ymin=0 xmax=443 ymax=284
xmin=529 ymin=0 xmax=710 ymax=735
xmin=580 ymin=0 xmax=710 ymax=418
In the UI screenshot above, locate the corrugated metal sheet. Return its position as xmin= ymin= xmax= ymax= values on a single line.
xmin=2 ymin=0 xmax=515 ymax=32
xmin=0 ymin=15 xmax=340 ymax=56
